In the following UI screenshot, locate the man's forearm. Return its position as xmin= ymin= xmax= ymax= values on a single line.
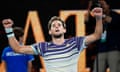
xmin=94 ymin=16 xmax=103 ymax=40
xmin=5 ymin=27 xmax=21 ymax=52
xmin=8 ymin=36 xmax=21 ymax=52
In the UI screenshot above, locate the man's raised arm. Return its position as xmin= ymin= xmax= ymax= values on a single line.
xmin=2 ymin=19 xmax=35 ymax=54
xmin=85 ymin=7 xmax=103 ymax=45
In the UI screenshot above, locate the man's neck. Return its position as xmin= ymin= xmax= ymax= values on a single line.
xmin=52 ymin=36 xmax=65 ymax=45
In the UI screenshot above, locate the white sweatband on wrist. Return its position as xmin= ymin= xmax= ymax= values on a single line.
xmin=5 ymin=28 xmax=13 ymax=33
xmin=7 ymin=33 xmax=15 ymax=38
xmin=5 ymin=28 xmax=15 ymax=38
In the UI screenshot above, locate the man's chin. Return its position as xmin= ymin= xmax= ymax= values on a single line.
xmin=53 ymin=34 xmax=62 ymax=38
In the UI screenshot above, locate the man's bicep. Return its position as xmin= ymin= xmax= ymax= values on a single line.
xmin=85 ymin=34 xmax=97 ymax=45
xmin=18 ymin=45 xmax=36 ymax=55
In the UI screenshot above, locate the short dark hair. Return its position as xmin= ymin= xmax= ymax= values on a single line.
xmin=13 ymin=27 xmax=24 ymax=41
xmin=48 ymin=16 xmax=66 ymax=30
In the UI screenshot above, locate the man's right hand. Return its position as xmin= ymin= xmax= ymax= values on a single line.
xmin=2 ymin=19 xmax=14 ymax=28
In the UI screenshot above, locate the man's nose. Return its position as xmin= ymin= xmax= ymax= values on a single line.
xmin=55 ymin=24 xmax=59 ymax=28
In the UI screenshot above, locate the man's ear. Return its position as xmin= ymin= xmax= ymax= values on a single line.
xmin=63 ymin=28 xmax=66 ymax=33
xmin=49 ymin=30 xmax=51 ymax=35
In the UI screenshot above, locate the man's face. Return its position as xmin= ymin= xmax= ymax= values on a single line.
xmin=49 ymin=20 xmax=66 ymax=37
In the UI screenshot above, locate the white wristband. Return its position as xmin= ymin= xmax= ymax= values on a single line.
xmin=7 ymin=33 xmax=15 ymax=38
xmin=5 ymin=28 xmax=13 ymax=33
